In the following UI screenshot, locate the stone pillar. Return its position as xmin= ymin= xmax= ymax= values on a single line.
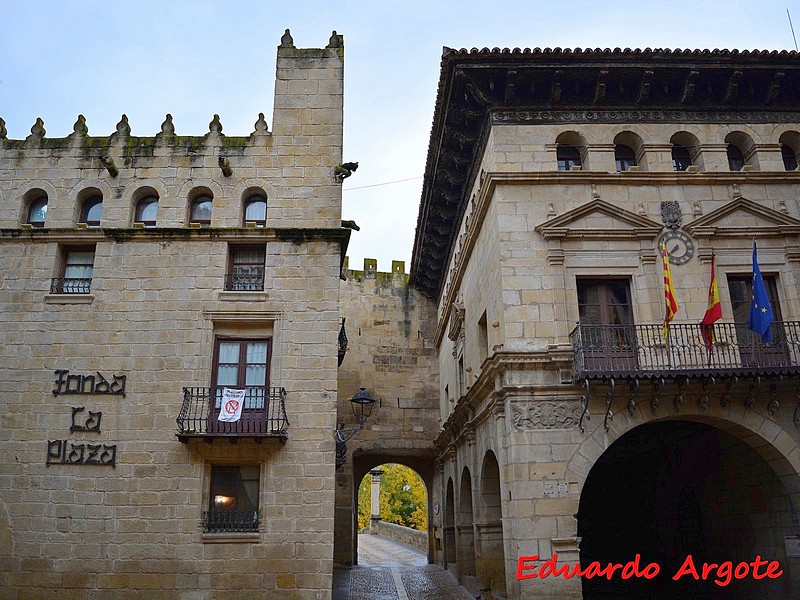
xmin=369 ymin=469 xmax=383 ymax=532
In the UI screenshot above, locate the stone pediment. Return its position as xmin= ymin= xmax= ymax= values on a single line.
xmin=685 ymin=198 xmax=800 ymax=238
xmin=534 ymin=199 xmax=663 ymax=240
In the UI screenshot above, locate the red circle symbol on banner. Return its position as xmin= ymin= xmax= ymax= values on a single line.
xmin=225 ymin=399 xmax=240 ymax=413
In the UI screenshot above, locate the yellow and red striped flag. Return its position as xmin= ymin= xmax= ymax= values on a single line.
xmin=662 ymin=242 xmax=679 ymax=339
xmin=700 ymin=253 xmax=722 ymax=356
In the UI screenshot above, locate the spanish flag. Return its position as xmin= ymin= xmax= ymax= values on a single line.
xmin=700 ymin=253 xmax=722 ymax=358
xmin=662 ymin=242 xmax=679 ymax=339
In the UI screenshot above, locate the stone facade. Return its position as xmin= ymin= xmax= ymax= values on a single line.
xmin=411 ymin=48 xmax=800 ymax=599
xmin=334 ymin=259 xmax=439 ymax=567
xmin=0 ymin=31 xmax=345 ymax=599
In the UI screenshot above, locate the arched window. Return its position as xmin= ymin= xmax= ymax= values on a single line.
xmin=557 ymin=145 xmax=581 ymax=171
xmin=135 ymin=196 xmax=159 ymax=227
xmin=80 ymin=195 xmax=103 ymax=227
xmin=671 ymin=145 xmax=692 ymax=171
xmin=27 ymin=196 xmax=48 ymax=228
xmin=727 ymin=144 xmax=745 ymax=172
xmin=781 ymin=144 xmax=798 ymax=171
xmin=244 ymin=195 xmax=267 ymax=227
xmin=190 ymin=196 xmax=213 ymax=227
xmin=614 ymin=145 xmax=637 ymax=172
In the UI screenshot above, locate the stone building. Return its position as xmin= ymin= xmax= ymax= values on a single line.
xmin=0 ymin=31 xmax=347 ymax=599
xmin=410 ymin=47 xmax=800 ymax=599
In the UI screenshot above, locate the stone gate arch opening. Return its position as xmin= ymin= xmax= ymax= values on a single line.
xmin=577 ymin=419 xmax=798 ymax=599
xmin=354 ymin=461 xmax=430 ymax=565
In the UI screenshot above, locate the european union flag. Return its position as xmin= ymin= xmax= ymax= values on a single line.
xmin=749 ymin=241 xmax=774 ymax=343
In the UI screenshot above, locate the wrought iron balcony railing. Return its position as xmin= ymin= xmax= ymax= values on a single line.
xmin=202 ymin=509 xmax=259 ymax=533
xmin=50 ymin=277 xmax=92 ymax=294
xmin=571 ymin=321 xmax=800 ymax=380
xmin=338 ymin=317 xmax=348 ymax=367
xmin=176 ymin=386 xmax=288 ymax=442
xmin=224 ymin=268 xmax=265 ymax=291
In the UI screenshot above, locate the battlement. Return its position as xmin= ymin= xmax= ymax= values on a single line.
xmin=0 ymin=30 xmax=345 ymax=231
xmin=342 ymin=257 xmax=408 ymax=284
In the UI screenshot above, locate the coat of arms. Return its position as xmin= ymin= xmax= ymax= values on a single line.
xmin=660 ymin=201 xmax=682 ymax=229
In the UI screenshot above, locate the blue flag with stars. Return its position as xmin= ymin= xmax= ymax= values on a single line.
xmin=749 ymin=241 xmax=774 ymax=343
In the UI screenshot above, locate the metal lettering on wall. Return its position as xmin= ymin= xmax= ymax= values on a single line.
xmin=46 ymin=439 xmax=117 ymax=466
xmin=52 ymin=369 xmax=126 ymax=397
xmin=46 ymin=406 xmax=117 ymax=467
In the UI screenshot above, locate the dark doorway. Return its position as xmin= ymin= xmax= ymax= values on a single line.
xmin=578 ymin=420 xmax=793 ymax=599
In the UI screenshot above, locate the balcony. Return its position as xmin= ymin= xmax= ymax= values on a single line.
xmin=202 ymin=509 xmax=259 ymax=533
xmin=176 ymin=386 xmax=288 ymax=443
xmin=224 ymin=268 xmax=265 ymax=291
xmin=571 ymin=321 xmax=800 ymax=380
xmin=50 ymin=277 xmax=92 ymax=294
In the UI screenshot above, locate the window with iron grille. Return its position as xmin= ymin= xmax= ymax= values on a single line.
xmin=226 ymin=246 xmax=266 ymax=291
xmin=52 ymin=246 xmax=95 ymax=294
xmin=204 ymin=465 xmax=260 ymax=533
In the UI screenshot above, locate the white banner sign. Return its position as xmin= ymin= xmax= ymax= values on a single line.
xmin=218 ymin=388 xmax=246 ymax=422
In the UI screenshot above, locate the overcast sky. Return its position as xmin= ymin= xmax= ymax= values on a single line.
xmin=2 ymin=1 xmax=798 ymax=272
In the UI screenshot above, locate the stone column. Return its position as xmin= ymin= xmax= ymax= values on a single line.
xmin=369 ymin=469 xmax=383 ymax=533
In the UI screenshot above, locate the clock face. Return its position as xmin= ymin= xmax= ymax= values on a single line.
xmin=659 ymin=230 xmax=694 ymax=265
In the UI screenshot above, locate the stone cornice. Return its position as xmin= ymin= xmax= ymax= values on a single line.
xmin=434 ymin=349 xmax=576 ymax=452
xmin=0 ymin=226 xmax=352 ymax=245
xmin=685 ymin=197 xmax=800 ymax=238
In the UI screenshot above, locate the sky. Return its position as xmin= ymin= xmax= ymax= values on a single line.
xmin=2 ymin=1 xmax=798 ymax=272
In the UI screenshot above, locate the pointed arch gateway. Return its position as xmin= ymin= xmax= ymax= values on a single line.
xmin=577 ymin=418 xmax=799 ymax=599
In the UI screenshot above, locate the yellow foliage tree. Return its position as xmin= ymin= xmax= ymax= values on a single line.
xmin=357 ymin=464 xmax=427 ymax=532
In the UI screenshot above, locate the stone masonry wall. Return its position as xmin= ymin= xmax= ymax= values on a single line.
xmin=0 ymin=31 xmax=345 ymax=600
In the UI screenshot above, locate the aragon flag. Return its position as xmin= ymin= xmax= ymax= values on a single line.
xmin=700 ymin=253 xmax=722 ymax=356
xmin=662 ymin=242 xmax=679 ymax=340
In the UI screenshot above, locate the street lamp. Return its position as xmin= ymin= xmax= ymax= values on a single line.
xmin=349 ymin=387 xmax=375 ymax=428
xmin=335 ymin=387 xmax=377 ymax=468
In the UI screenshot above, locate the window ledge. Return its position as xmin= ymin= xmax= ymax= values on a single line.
xmin=218 ymin=291 xmax=268 ymax=302
xmin=44 ymin=294 xmax=94 ymax=304
xmin=201 ymin=532 xmax=260 ymax=544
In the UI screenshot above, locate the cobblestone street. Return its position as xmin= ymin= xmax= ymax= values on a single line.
xmin=332 ymin=534 xmax=475 ymax=600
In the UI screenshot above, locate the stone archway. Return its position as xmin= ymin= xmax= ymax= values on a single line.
xmin=346 ymin=451 xmax=436 ymax=567
xmin=458 ymin=467 xmax=476 ymax=578
xmin=577 ymin=419 xmax=799 ymax=599
xmin=478 ymin=450 xmax=506 ymax=597
xmin=444 ymin=477 xmax=457 ymax=572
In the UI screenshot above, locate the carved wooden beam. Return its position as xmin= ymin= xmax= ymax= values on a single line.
xmin=724 ymin=70 xmax=742 ymax=103
xmin=594 ymin=70 xmax=608 ymax=103
xmin=637 ymin=70 xmax=653 ymax=104
xmin=550 ymin=70 xmax=563 ymax=105
xmin=505 ymin=70 xmax=517 ymax=104
xmin=681 ymin=70 xmax=699 ymax=104
xmin=767 ymin=71 xmax=784 ymax=104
